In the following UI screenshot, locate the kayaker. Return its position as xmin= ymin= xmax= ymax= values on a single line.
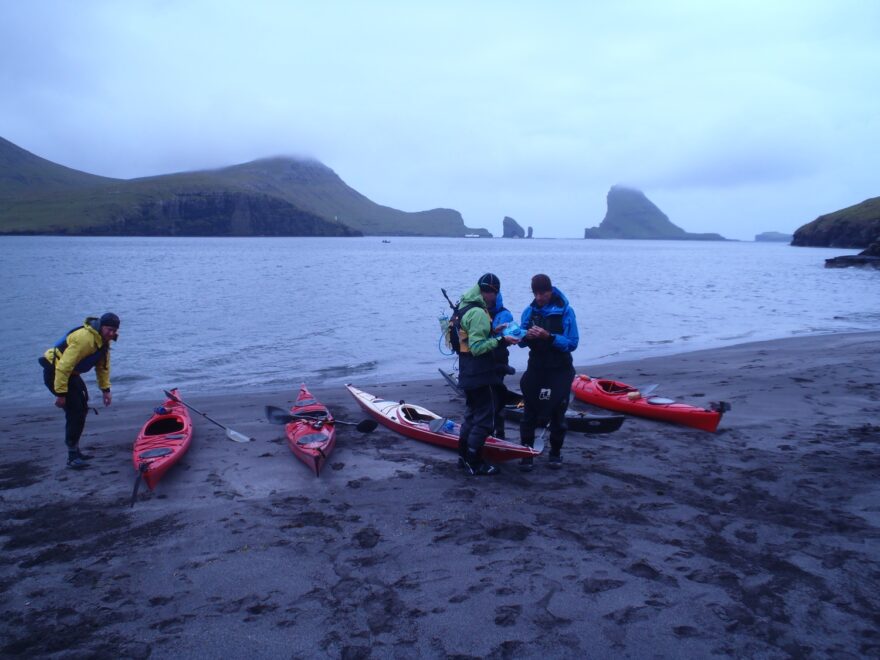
xmin=518 ymin=275 xmax=579 ymax=471
xmin=39 ymin=313 xmax=120 ymax=469
xmin=454 ymin=274 xmax=519 ymax=475
xmin=484 ymin=274 xmax=515 ymax=440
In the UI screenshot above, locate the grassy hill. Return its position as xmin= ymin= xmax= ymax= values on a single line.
xmin=792 ymin=197 xmax=880 ymax=248
xmin=0 ymin=138 xmax=489 ymax=237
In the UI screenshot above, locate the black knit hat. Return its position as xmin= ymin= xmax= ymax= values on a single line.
xmin=99 ymin=312 xmax=120 ymax=329
xmin=478 ymin=273 xmax=500 ymax=293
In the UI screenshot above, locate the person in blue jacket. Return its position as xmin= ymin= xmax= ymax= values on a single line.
xmin=517 ymin=274 xmax=579 ymax=470
xmin=486 ymin=280 xmax=515 ymax=439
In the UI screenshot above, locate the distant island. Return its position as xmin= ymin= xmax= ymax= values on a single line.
xmin=584 ymin=185 xmax=727 ymax=240
xmin=792 ymin=196 xmax=880 ymax=249
xmin=0 ymin=137 xmax=491 ymax=237
xmin=502 ymin=216 xmax=532 ymax=238
xmin=755 ymin=231 xmax=793 ymax=242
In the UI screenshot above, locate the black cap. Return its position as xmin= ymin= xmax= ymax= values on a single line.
xmin=99 ymin=312 xmax=120 ymax=329
xmin=478 ymin=273 xmax=500 ymax=293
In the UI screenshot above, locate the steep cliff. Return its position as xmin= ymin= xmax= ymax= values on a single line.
xmin=792 ymin=197 xmax=880 ymax=248
xmin=0 ymin=137 xmax=489 ymax=237
xmin=584 ymin=185 xmax=726 ymax=240
xmin=502 ymin=216 xmax=525 ymax=238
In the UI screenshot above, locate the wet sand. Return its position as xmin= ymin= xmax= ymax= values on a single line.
xmin=1 ymin=331 xmax=879 ymax=658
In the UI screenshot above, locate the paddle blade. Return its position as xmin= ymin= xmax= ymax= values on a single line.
xmin=264 ymin=405 xmax=294 ymax=425
xmin=533 ymin=433 xmax=546 ymax=454
xmin=226 ymin=428 xmax=253 ymax=443
xmin=639 ymin=384 xmax=660 ymax=397
xmin=356 ymin=419 xmax=378 ymax=433
xmin=163 ymin=389 xmax=180 ymax=402
xmin=130 ymin=470 xmax=144 ymax=508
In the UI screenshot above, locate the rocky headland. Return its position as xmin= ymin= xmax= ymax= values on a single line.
xmin=792 ymin=196 xmax=880 ymax=248
xmin=825 ymin=242 xmax=880 ymax=269
xmin=584 ymin=185 xmax=726 ymax=240
xmin=0 ymin=137 xmax=490 ymax=237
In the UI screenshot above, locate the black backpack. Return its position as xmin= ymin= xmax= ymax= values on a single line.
xmin=446 ymin=301 xmax=480 ymax=355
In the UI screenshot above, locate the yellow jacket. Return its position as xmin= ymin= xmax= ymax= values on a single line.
xmin=43 ymin=318 xmax=111 ymax=394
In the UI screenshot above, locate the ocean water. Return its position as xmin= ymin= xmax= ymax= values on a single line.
xmin=3 ymin=236 xmax=877 ymax=405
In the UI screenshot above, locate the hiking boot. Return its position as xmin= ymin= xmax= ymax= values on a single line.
xmin=463 ymin=451 xmax=499 ymax=476
xmin=475 ymin=460 xmax=500 ymax=476
xmin=66 ymin=456 xmax=88 ymax=470
xmin=519 ymin=456 xmax=534 ymax=472
xmin=548 ymin=453 xmax=563 ymax=470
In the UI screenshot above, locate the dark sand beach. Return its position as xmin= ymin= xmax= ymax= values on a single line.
xmin=2 ymin=332 xmax=879 ymax=658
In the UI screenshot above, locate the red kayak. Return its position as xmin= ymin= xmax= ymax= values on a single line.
xmin=132 ymin=388 xmax=194 ymax=491
xmin=285 ymin=384 xmax=336 ymax=476
xmin=346 ymin=384 xmax=540 ymax=463
xmin=571 ymin=375 xmax=730 ymax=432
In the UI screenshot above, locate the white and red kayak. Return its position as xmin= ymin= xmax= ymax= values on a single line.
xmin=285 ymin=384 xmax=337 ymax=476
xmin=346 ymin=384 xmax=540 ymax=463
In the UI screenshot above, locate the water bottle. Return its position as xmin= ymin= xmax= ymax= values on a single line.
xmin=443 ymin=420 xmax=455 ymax=433
xmin=154 ymin=406 xmax=168 ymax=415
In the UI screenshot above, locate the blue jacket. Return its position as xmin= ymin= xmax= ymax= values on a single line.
xmin=489 ymin=292 xmax=514 ymax=334
xmin=519 ymin=287 xmax=579 ymax=368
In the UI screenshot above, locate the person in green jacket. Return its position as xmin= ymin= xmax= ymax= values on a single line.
xmin=39 ymin=313 xmax=120 ymax=469
xmin=454 ymin=274 xmax=519 ymax=475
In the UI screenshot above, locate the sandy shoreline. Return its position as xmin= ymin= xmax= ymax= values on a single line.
xmin=2 ymin=331 xmax=879 ymax=657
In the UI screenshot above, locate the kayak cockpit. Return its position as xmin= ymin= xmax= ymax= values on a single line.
xmin=145 ymin=417 xmax=185 ymax=435
xmin=400 ymin=405 xmax=438 ymax=424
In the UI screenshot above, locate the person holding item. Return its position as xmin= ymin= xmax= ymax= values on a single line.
xmin=485 ymin=274 xmax=515 ymax=440
xmin=518 ymin=274 xmax=578 ymax=470
xmin=39 ymin=313 xmax=120 ymax=469
xmin=454 ymin=274 xmax=518 ymax=475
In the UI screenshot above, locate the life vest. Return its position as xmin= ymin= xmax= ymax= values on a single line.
xmin=52 ymin=324 xmax=108 ymax=374
xmin=525 ymin=297 xmax=572 ymax=370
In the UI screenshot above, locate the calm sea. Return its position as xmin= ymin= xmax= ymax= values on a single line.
xmin=3 ymin=236 xmax=877 ymax=405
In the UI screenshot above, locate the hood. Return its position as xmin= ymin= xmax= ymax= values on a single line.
xmin=459 ymin=284 xmax=488 ymax=309
xmin=490 ymin=291 xmax=506 ymax=316
xmin=83 ymin=317 xmax=105 ymax=345
xmin=530 ymin=286 xmax=570 ymax=316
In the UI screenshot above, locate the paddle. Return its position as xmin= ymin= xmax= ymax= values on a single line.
xmin=130 ymin=464 xmax=147 ymax=507
xmin=264 ymin=405 xmax=378 ymax=433
xmin=638 ymin=383 xmax=660 ymax=397
xmin=163 ymin=390 xmax=253 ymax=443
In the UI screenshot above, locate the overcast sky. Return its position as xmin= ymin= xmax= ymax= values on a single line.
xmin=2 ymin=1 xmax=878 ymax=239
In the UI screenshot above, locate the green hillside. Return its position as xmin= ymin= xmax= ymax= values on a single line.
xmin=0 ymin=138 xmax=489 ymax=237
xmin=792 ymin=197 xmax=880 ymax=248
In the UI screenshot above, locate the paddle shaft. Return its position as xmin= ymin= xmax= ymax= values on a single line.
xmin=163 ymin=390 xmax=249 ymax=438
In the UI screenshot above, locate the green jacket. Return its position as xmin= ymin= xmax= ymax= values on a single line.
xmin=458 ymin=285 xmax=502 ymax=357
xmin=457 ymin=285 xmax=502 ymax=389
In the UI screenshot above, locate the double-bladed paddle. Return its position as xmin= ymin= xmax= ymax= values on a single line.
xmin=163 ymin=389 xmax=253 ymax=443
xmin=264 ymin=405 xmax=378 ymax=433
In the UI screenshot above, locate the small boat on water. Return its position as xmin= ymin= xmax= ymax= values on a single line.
xmin=571 ymin=374 xmax=730 ymax=432
xmin=346 ymin=384 xmax=540 ymax=463
xmin=438 ymin=368 xmax=625 ymax=434
xmin=285 ymin=384 xmax=337 ymax=476
xmin=132 ymin=388 xmax=193 ymax=491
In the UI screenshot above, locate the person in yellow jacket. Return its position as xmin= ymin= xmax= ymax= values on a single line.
xmin=39 ymin=313 xmax=120 ymax=469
